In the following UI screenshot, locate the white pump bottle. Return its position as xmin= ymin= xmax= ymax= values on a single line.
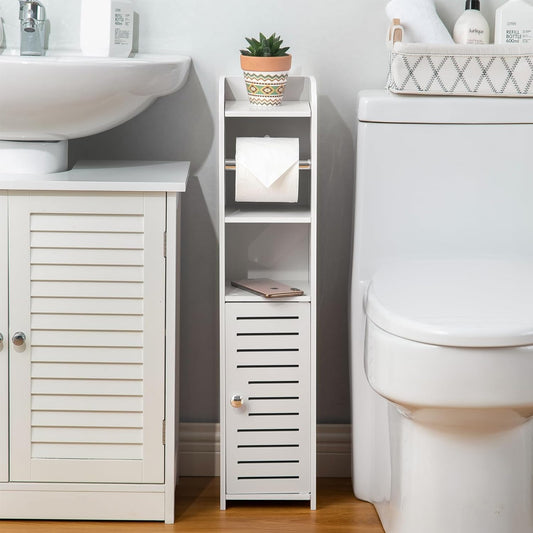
xmin=453 ymin=0 xmax=490 ymax=44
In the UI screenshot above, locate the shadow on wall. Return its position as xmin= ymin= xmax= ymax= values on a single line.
xmin=179 ymin=175 xmax=220 ymax=422
xmin=69 ymin=65 xmax=214 ymax=169
xmin=316 ymin=94 xmax=355 ymax=423
xmin=69 ymin=65 xmax=220 ymax=422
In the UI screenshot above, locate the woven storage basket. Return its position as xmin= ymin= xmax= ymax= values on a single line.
xmin=388 ymin=42 xmax=533 ymax=97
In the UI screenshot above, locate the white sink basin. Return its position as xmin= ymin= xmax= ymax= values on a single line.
xmin=0 ymin=51 xmax=191 ymax=141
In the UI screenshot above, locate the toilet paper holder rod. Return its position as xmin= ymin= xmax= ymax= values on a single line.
xmin=224 ymin=158 xmax=312 ymax=171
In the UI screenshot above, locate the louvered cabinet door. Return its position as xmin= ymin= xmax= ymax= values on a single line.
xmin=8 ymin=192 xmax=166 ymax=484
xmin=225 ymin=302 xmax=311 ymax=495
xmin=0 ymin=192 xmax=7 ymax=482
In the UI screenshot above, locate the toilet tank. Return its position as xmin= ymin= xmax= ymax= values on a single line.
xmin=351 ymin=90 xmax=533 ymax=502
xmin=356 ymin=90 xmax=533 ymax=279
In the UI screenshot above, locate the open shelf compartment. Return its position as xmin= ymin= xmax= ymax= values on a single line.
xmin=224 ymin=115 xmax=312 ymax=220
xmin=225 ymin=223 xmax=310 ymax=303
xmin=224 ymin=76 xmax=313 ymax=118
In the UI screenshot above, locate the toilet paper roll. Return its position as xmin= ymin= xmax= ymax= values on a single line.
xmin=235 ymin=137 xmax=299 ymax=203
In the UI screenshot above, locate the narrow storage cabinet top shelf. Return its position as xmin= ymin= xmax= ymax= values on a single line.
xmin=224 ymin=76 xmax=314 ymax=118
xmin=225 ymin=100 xmax=311 ymax=118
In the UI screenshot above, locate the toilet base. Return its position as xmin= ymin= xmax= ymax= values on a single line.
xmin=377 ymin=405 xmax=533 ymax=533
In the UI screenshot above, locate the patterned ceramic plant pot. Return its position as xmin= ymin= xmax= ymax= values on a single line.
xmin=240 ymin=55 xmax=292 ymax=106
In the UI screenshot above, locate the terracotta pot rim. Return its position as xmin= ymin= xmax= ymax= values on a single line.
xmin=240 ymin=54 xmax=292 ymax=73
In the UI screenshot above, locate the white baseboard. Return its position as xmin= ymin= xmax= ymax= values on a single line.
xmin=178 ymin=423 xmax=351 ymax=478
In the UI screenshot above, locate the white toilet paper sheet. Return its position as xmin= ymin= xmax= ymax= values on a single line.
xmin=235 ymin=137 xmax=299 ymax=203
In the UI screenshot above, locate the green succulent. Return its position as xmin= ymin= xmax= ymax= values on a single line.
xmin=240 ymin=33 xmax=290 ymax=57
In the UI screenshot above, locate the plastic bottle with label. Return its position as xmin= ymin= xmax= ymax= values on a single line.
xmin=453 ymin=0 xmax=490 ymax=44
xmin=80 ymin=0 xmax=134 ymax=58
xmin=495 ymin=0 xmax=533 ymax=44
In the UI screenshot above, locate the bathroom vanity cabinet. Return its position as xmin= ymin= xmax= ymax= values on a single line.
xmin=219 ymin=76 xmax=317 ymax=509
xmin=0 ymin=161 xmax=188 ymax=523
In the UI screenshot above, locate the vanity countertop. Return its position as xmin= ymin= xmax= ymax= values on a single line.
xmin=0 ymin=160 xmax=189 ymax=192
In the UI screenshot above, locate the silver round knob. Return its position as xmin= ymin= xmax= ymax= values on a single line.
xmin=12 ymin=332 xmax=26 ymax=347
xmin=230 ymin=394 xmax=244 ymax=408
xmin=0 ymin=333 xmax=3 ymax=343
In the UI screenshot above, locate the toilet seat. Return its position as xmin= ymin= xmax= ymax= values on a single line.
xmin=365 ymin=259 xmax=533 ymax=407
xmin=366 ymin=259 xmax=533 ymax=348
xmin=365 ymin=320 xmax=533 ymax=408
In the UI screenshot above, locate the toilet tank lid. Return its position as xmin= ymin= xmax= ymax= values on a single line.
xmin=358 ymin=90 xmax=533 ymax=124
xmin=366 ymin=259 xmax=533 ymax=348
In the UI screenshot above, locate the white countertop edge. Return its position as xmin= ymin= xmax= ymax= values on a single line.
xmin=0 ymin=160 xmax=190 ymax=192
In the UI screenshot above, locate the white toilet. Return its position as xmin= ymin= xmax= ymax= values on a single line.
xmin=351 ymin=91 xmax=533 ymax=533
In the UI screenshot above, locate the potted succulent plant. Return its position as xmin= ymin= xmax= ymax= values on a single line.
xmin=240 ymin=33 xmax=292 ymax=106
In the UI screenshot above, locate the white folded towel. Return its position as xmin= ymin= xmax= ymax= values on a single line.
xmin=386 ymin=0 xmax=453 ymax=44
xmin=235 ymin=137 xmax=299 ymax=203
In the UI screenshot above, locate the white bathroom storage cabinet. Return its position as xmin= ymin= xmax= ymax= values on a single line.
xmin=0 ymin=161 xmax=188 ymax=523
xmin=219 ymin=76 xmax=317 ymax=509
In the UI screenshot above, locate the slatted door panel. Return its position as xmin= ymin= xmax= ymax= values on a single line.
xmin=225 ymin=302 xmax=311 ymax=495
xmin=0 ymin=193 xmax=8 ymax=482
xmin=8 ymin=192 xmax=166 ymax=484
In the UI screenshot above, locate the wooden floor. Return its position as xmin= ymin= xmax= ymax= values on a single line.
xmin=0 ymin=478 xmax=384 ymax=533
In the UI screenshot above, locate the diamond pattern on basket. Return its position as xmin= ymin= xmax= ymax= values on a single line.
xmin=388 ymin=52 xmax=533 ymax=96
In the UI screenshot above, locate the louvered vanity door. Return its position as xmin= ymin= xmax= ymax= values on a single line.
xmin=0 ymin=192 xmax=8 ymax=482
xmin=225 ymin=302 xmax=311 ymax=495
xmin=8 ymin=192 xmax=166 ymax=484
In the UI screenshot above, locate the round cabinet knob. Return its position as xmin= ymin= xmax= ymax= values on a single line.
xmin=12 ymin=332 xmax=26 ymax=347
xmin=0 ymin=333 xmax=3 ymax=343
xmin=230 ymin=394 xmax=244 ymax=408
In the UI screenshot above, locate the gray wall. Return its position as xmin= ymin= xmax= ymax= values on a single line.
xmin=0 ymin=0 xmax=503 ymax=423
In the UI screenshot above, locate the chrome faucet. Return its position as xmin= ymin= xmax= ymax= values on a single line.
xmin=18 ymin=0 xmax=46 ymax=56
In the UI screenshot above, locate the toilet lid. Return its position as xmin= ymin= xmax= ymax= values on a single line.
xmin=366 ymin=259 xmax=533 ymax=347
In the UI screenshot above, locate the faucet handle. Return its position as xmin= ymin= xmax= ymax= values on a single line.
xmin=19 ymin=0 xmax=45 ymax=22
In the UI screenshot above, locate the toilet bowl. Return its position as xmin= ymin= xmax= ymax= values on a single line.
xmin=364 ymin=259 xmax=533 ymax=533
xmin=351 ymin=91 xmax=533 ymax=533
